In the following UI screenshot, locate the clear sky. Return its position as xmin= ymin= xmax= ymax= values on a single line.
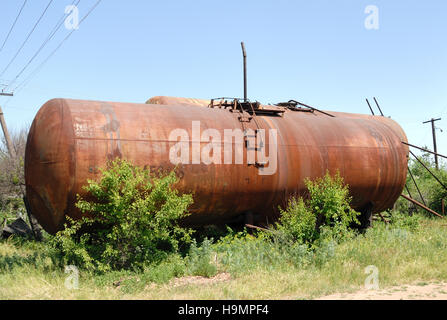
xmin=1 ymin=0 xmax=446 ymax=159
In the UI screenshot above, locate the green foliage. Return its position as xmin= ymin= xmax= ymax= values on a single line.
xmin=427 ymin=169 xmax=447 ymax=214
xmin=186 ymin=238 xmax=217 ymax=278
xmin=213 ymin=227 xmax=310 ymax=274
xmin=0 ymin=197 xmax=26 ymax=226
xmin=306 ymin=171 xmax=360 ymax=231
xmin=2 ymin=210 xmax=446 ymax=299
xmin=0 ymin=126 xmax=28 ymax=203
xmin=275 ymin=198 xmax=317 ymax=244
xmin=273 ymin=171 xmax=360 ymax=247
xmin=0 ymin=237 xmax=61 ymax=273
xmin=403 ymin=151 xmax=447 ymax=216
xmin=51 ymin=159 xmax=194 ymax=272
xmin=389 ymin=210 xmax=422 ymax=232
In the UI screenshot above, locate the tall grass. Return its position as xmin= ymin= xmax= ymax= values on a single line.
xmin=1 ymin=212 xmax=447 ymax=299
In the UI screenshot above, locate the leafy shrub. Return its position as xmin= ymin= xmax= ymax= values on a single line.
xmin=273 ymin=171 xmax=360 ymax=247
xmin=186 ymin=238 xmax=217 ymax=277
xmin=212 ymin=227 xmax=311 ymax=274
xmin=51 ymin=159 xmax=194 ymax=272
xmin=404 ymin=153 xmax=447 ymax=216
xmin=0 ymin=126 xmax=28 ymax=201
xmin=306 ymin=171 xmax=360 ymax=231
xmin=275 ymin=198 xmax=317 ymax=245
xmin=389 ymin=210 xmax=421 ymax=232
xmin=427 ymin=169 xmax=447 ymax=214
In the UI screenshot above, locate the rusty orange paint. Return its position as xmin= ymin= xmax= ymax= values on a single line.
xmin=25 ymin=98 xmax=409 ymax=234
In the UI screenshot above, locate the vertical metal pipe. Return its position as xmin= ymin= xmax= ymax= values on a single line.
xmin=241 ymin=42 xmax=247 ymax=102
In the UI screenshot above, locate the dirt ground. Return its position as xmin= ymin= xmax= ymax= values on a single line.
xmin=317 ymin=282 xmax=447 ymax=300
xmin=168 ymin=272 xmax=232 ymax=288
xmin=157 ymin=273 xmax=447 ymax=300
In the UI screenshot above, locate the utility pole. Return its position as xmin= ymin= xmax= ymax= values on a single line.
xmin=423 ymin=117 xmax=441 ymax=170
xmin=0 ymin=91 xmax=16 ymax=158
xmin=0 ymin=91 xmax=42 ymax=240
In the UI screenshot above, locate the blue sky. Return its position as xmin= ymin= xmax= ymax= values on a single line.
xmin=1 ymin=0 xmax=446 ymax=159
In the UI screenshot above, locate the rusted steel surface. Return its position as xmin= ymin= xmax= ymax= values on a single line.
xmin=25 ymin=98 xmax=409 ymax=234
xmin=146 ymin=96 xmax=210 ymax=107
xmin=147 ymin=96 xmax=286 ymax=113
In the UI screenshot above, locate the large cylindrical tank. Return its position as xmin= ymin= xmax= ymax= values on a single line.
xmin=25 ymin=98 xmax=409 ymax=234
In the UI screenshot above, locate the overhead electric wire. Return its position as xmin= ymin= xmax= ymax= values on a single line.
xmin=11 ymin=0 xmax=102 ymax=94
xmin=0 ymin=0 xmax=28 ymax=53
xmin=0 ymin=0 xmax=54 ymax=78
xmin=5 ymin=0 xmax=81 ymax=90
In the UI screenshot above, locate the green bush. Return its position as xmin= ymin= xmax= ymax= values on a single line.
xmin=389 ymin=210 xmax=421 ymax=232
xmin=273 ymin=171 xmax=360 ymax=246
xmin=186 ymin=238 xmax=217 ymax=278
xmin=213 ymin=227 xmax=310 ymax=274
xmin=404 ymin=152 xmax=447 ymax=216
xmin=428 ymin=169 xmax=447 ymax=214
xmin=275 ymin=198 xmax=317 ymax=245
xmin=51 ymin=159 xmax=194 ymax=272
xmin=306 ymin=171 xmax=360 ymax=231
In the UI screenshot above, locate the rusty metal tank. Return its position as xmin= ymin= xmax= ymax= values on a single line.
xmin=147 ymin=96 xmax=210 ymax=107
xmin=25 ymin=98 xmax=409 ymax=234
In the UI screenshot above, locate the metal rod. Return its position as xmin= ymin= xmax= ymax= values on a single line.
xmin=409 ymin=150 xmax=447 ymax=191
xmin=245 ymin=223 xmax=272 ymax=232
xmin=288 ymin=100 xmax=335 ymax=118
xmin=404 ymin=184 xmax=413 ymax=199
xmin=402 ymin=141 xmax=447 ymax=160
xmin=408 ymin=166 xmax=426 ymax=206
xmin=373 ymin=97 xmax=384 ymax=116
xmin=241 ymin=42 xmax=247 ymax=102
xmin=366 ymin=98 xmax=375 ymax=115
xmin=400 ymin=194 xmax=443 ymax=218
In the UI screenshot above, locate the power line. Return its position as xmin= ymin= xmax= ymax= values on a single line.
xmin=5 ymin=0 xmax=81 ymax=90
xmin=12 ymin=0 xmax=102 ymax=94
xmin=0 ymin=0 xmax=54 ymax=78
xmin=0 ymin=0 xmax=28 ymax=53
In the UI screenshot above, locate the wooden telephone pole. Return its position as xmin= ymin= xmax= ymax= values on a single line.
xmin=423 ymin=118 xmax=441 ymax=170
xmin=0 ymin=91 xmax=16 ymax=158
xmin=0 ymin=92 xmax=42 ymax=240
